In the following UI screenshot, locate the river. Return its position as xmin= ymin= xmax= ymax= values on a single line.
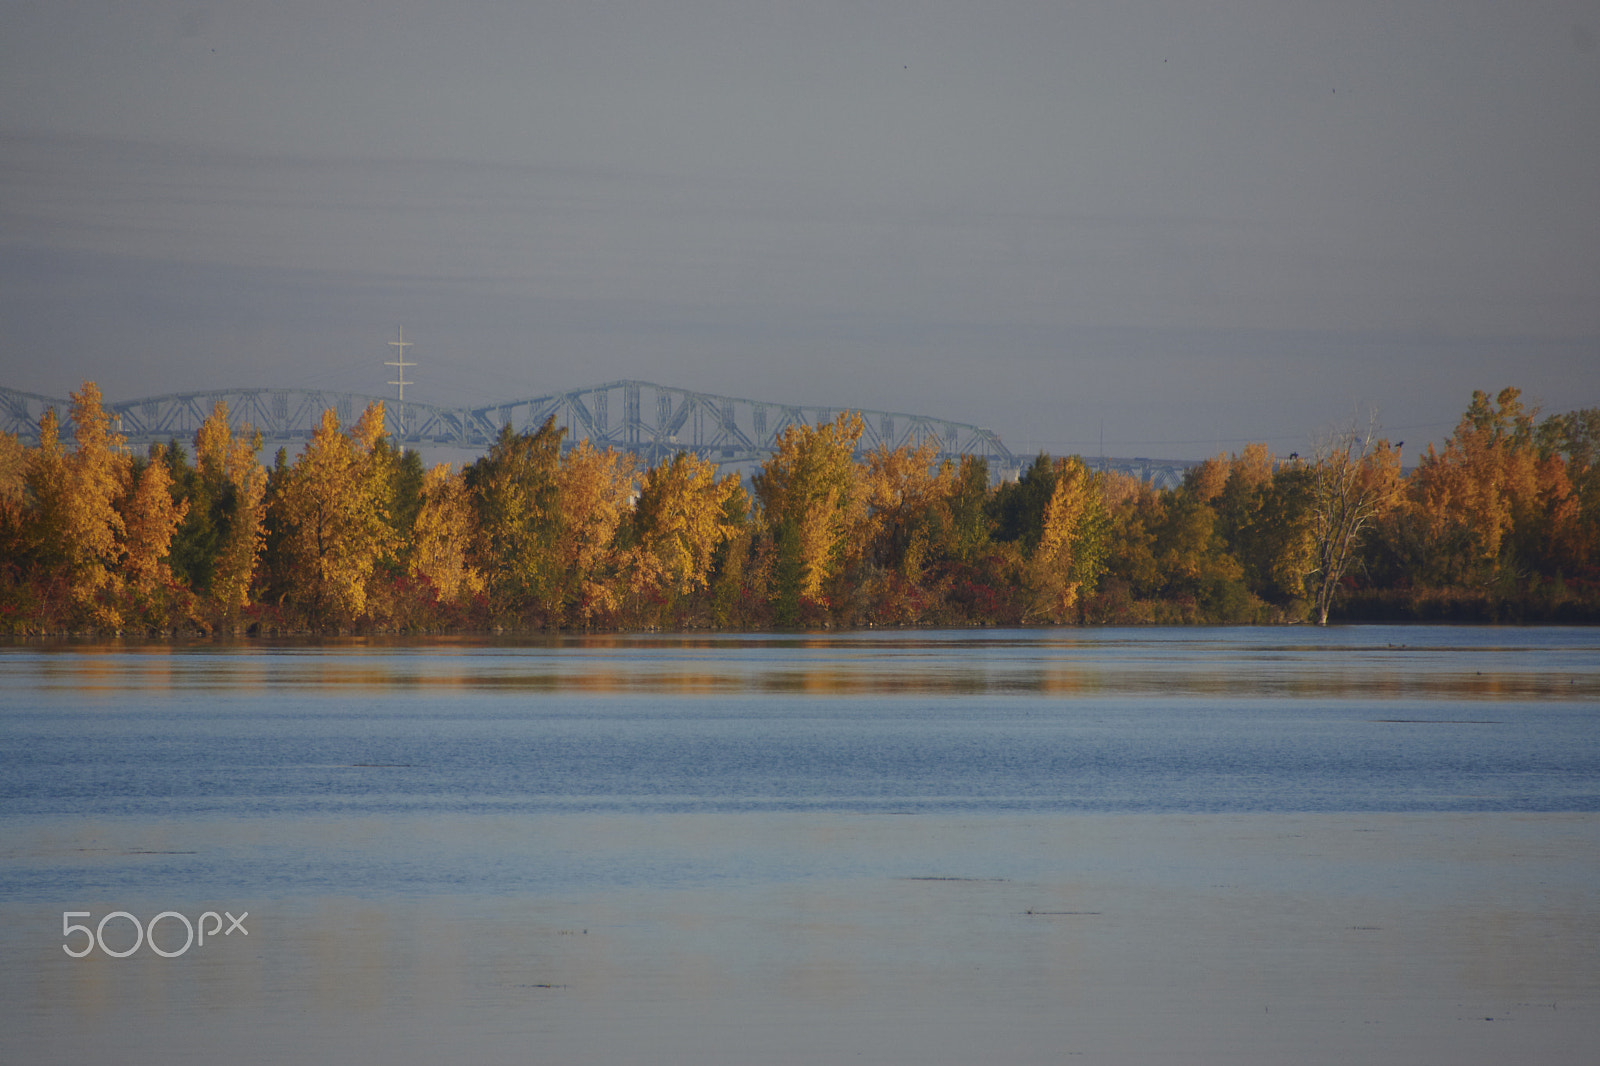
xmin=3 ymin=627 xmax=1597 ymax=1064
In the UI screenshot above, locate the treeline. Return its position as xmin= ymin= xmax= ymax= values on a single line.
xmin=0 ymin=383 xmax=1595 ymax=634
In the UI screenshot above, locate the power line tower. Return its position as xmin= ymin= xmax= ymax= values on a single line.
xmin=386 ymin=327 xmax=416 ymax=439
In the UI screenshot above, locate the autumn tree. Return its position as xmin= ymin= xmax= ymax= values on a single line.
xmin=1098 ymin=470 xmax=1164 ymax=603
xmin=1184 ymin=453 xmax=1231 ymax=505
xmin=1400 ymin=389 xmax=1539 ymax=592
xmin=120 ymin=446 xmax=188 ymax=598
xmin=212 ymin=429 xmax=268 ymax=618
xmin=265 ymin=403 xmax=395 ymax=626
xmin=861 ymin=438 xmax=954 ymax=580
xmin=752 ymin=412 xmax=867 ymax=623
xmin=1533 ymin=407 xmax=1600 ymax=573
xmin=551 ymin=440 xmax=636 ymax=625
xmin=1021 ymin=456 xmax=1109 ymax=623
xmin=628 ymin=450 xmax=743 ymax=618
xmin=0 ymin=433 xmax=30 ymax=626
xmin=847 ymin=439 xmax=959 ymax=622
xmin=408 ymin=463 xmax=485 ymax=606
xmin=22 ymin=384 xmax=132 ymax=627
xmin=0 ymin=432 xmax=24 ymax=507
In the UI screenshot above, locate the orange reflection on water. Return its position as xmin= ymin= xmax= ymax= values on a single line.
xmin=8 ymin=635 xmax=1599 ymax=705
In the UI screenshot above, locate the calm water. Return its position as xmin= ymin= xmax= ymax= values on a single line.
xmin=3 ymin=627 xmax=1598 ymax=1064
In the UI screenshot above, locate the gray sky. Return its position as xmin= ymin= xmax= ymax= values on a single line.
xmin=2 ymin=1 xmax=1597 ymax=459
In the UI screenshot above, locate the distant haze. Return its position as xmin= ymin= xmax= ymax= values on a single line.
xmin=2 ymin=1 xmax=1596 ymax=459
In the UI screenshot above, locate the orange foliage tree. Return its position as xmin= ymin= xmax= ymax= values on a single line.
xmin=22 ymin=385 xmax=132 ymax=627
xmin=1403 ymin=389 xmax=1539 ymax=589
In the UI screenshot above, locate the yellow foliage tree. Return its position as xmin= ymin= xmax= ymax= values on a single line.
xmin=409 ymin=463 xmax=485 ymax=604
xmin=861 ymin=438 xmax=953 ymax=583
xmin=1229 ymin=443 xmax=1276 ymax=495
xmin=631 ymin=451 xmax=742 ymax=601
xmin=1023 ymin=457 xmax=1108 ymax=623
xmin=1186 ymin=453 xmax=1230 ymax=503
xmin=0 ymin=432 xmax=24 ymax=506
xmin=553 ymin=440 xmax=636 ymax=624
xmin=752 ymin=412 xmax=866 ymax=620
xmin=269 ymin=403 xmax=395 ymax=625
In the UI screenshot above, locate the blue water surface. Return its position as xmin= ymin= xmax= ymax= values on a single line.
xmin=3 ymin=626 xmax=1597 ymax=899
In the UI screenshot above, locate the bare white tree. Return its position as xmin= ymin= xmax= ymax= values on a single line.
xmin=1306 ymin=416 xmax=1403 ymax=625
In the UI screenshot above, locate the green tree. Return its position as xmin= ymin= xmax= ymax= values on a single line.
xmin=1212 ymin=444 xmax=1313 ymax=611
xmin=987 ymin=454 xmax=1112 ymax=623
xmin=939 ymin=455 xmax=993 ymax=565
xmin=988 ymin=453 xmax=1060 ymax=551
xmin=178 ymin=402 xmax=269 ymax=618
xmin=463 ymin=418 xmax=565 ymax=621
xmin=380 ymin=442 xmax=426 ymax=569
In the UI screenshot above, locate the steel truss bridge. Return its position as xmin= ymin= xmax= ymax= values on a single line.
xmin=2 ymin=381 xmax=1194 ymax=488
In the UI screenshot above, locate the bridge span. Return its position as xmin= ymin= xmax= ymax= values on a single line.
xmin=2 ymin=381 xmax=1195 ymax=488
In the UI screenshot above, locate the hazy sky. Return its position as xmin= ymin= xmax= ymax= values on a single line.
xmin=3 ymin=1 xmax=1596 ymax=458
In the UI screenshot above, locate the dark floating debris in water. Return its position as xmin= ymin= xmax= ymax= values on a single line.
xmin=124 ymin=850 xmax=199 ymax=855
xmin=1024 ymin=910 xmax=1102 ymax=916
xmin=1369 ymin=719 xmax=1499 ymax=725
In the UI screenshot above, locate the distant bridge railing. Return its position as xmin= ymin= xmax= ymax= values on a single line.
xmin=3 ymin=380 xmax=1189 ymax=486
xmin=1086 ymin=456 xmax=1198 ymax=492
xmin=467 ymin=381 xmax=1020 ymax=473
xmin=4 ymin=380 xmax=1016 ymax=471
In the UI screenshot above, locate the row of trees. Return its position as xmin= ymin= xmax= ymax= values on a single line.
xmin=1 ymin=383 xmax=1595 ymax=634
